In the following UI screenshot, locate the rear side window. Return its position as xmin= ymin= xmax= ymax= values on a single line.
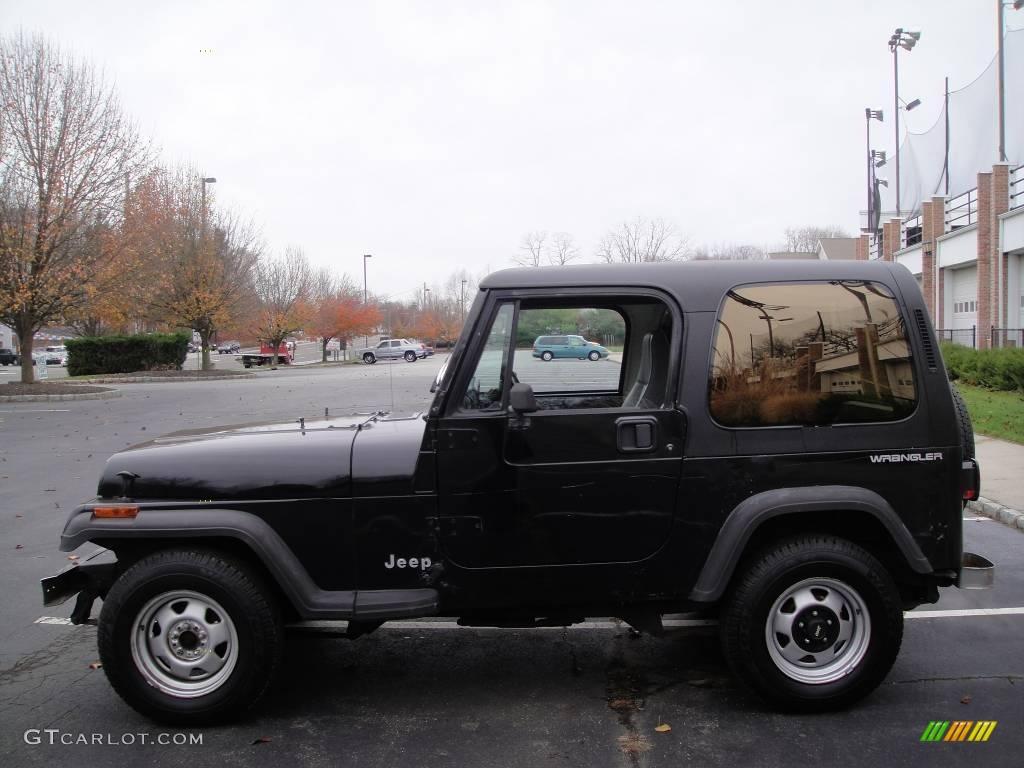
xmin=709 ymin=281 xmax=917 ymax=426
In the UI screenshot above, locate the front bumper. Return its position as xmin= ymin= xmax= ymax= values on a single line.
xmin=41 ymin=549 xmax=118 ymax=624
xmin=958 ymin=552 xmax=995 ymax=589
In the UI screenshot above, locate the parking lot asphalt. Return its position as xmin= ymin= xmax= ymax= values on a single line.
xmin=1 ymin=356 xmax=1022 ymax=767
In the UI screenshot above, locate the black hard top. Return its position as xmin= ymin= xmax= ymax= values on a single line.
xmin=481 ymin=260 xmax=910 ymax=313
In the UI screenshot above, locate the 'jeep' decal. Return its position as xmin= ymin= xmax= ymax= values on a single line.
xmin=869 ymin=452 xmax=943 ymax=463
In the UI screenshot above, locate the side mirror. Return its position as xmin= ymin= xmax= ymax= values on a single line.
xmin=509 ymin=382 xmax=538 ymax=413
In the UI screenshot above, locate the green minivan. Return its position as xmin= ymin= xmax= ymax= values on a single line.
xmin=531 ymin=334 xmax=610 ymax=361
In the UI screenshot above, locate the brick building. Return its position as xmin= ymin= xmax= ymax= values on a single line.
xmin=855 ymin=162 xmax=1024 ymax=348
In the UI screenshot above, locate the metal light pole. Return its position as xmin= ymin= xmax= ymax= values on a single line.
xmin=363 ymin=254 xmax=372 ymax=349
xmin=460 ymin=279 xmax=467 ymax=322
xmin=865 ymin=109 xmax=884 ymax=235
xmin=888 ymin=29 xmax=920 ymax=218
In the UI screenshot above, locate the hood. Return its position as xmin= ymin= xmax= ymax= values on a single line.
xmin=97 ymin=413 xmax=380 ymax=501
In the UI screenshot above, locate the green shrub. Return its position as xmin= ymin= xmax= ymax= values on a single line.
xmin=939 ymin=342 xmax=1024 ymax=392
xmin=65 ymin=332 xmax=189 ymax=376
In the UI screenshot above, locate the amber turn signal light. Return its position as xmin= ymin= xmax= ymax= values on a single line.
xmin=92 ymin=505 xmax=139 ymax=519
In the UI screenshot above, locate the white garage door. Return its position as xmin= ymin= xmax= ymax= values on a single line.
xmin=950 ymin=265 xmax=978 ymax=331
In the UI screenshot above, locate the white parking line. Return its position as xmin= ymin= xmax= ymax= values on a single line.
xmin=0 ymin=409 xmax=71 ymax=415
xmin=904 ymin=607 xmax=1024 ymax=619
xmin=37 ymin=608 xmax=1024 ymax=630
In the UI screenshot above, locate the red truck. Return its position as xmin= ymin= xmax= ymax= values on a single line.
xmin=239 ymin=342 xmax=294 ymax=368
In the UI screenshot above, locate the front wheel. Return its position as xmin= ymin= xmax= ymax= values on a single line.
xmin=588 ymin=350 xmax=600 ymax=361
xmin=404 ymin=351 xmax=417 ymax=362
xmin=719 ymin=535 xmax=902 ymax=711
xmin=363 ymin=352 xmax=376 ymax=364
xmin=97 ymin=549 xmax=283 ymax=725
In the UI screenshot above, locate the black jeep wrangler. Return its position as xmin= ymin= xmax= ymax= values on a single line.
xmin=42 ymin=260 xmax=992 ymax=724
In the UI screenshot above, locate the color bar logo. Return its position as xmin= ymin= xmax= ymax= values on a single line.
xmin=920 ymin=721 xmax=997 ymax=742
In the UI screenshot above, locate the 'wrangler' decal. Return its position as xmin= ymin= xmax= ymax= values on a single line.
xmin=869 ymin=452 xmax=943 ymax=463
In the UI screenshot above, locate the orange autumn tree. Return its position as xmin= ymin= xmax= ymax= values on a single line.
xmin=64 ymin=219 xmax=143 ymax=337
xmin=0 ymin=32 xmax=149 ymax=382
xmin=311 ymin=285 xmax=381 ymax=362
xmin=130 ymin=167 xmax=261 ymax=370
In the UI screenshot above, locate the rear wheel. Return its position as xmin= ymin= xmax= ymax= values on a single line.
xmin=98 ymin=549 xmax=283 ymax=725
xmin=541 ymin=351 xmax=553 ymax=361
xmin=950 ymin=386 xmax=975 ymax=460
xmin=720 ymin=535 xmax=902 ymax=711
xmin=363 ymin=352 xmax=376 ymax=364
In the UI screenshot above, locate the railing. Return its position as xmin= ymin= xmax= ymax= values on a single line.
xmin=945 ymin=187 xmax=978 ymax=230
xmin=991 ymin=328 xmax=1024 ymax=348
xmin=901 ymin=214 xmax=923 ymax=248
xmin=868 ymin=231 xmax=882 ymax=259
xmin=1011 ymin=165 xmax=1024 ymax=211
xmin=936 ymin=327 xmax=977 ymax=348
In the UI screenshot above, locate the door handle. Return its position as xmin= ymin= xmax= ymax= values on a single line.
xmin=616 ymin=416 xmax=658 ymax=453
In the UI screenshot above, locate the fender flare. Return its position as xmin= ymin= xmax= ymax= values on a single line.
xmin=59 ymin=507 xmax=437 ymax=620
xmin=688 ymin=486 xmax=933 ymax=603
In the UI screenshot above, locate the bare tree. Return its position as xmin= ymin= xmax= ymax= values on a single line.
xmin=548 ymin=232 xmax=580 ymax=266
xmin=513 ymin=231 xmax=547 ymax=267
xmin=689 ymin=243 xmax=767 ymax=261
xmin=782 ymin=225 xmax=850 ymax=254
xmin=253 ymin=247 xmax=313 ymax=368
xmin=596 ymin=217 xmax=690 ymax=263
xmin=0 ymin=31 xmax=149 ymax=382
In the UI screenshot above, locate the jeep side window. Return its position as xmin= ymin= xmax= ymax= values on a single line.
xmin=514 ymin=300 xmax=672 ymax=409
xmin=709 ymin=280 xmax=917 ymax=427
xmin=460 ymin=302 xmax=514 ymax=411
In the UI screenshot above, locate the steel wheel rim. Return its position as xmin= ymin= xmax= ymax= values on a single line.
xmin=130 ymin=590 xmax=239 ymax=698
xmin=764 ymin=577 xmax=871 ymax=685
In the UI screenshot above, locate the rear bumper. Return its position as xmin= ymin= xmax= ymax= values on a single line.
xmin=957 ymin=552 xmax=995 ymax=589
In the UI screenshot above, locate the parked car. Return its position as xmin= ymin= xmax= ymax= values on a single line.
xmin=0 ymin=348 xmax=19 ymax=366
xmin=217 ymin=341 xmax=241 ymax=354
xmin=357 ymin=338 xmax=427 ymax=364
xmin=42 ymin=260 xmax=991 ymax=724
xmin=532 ymin=334 xmax=610 ymax=361
xmin=44 ymin=345 xmax=68 ymax=366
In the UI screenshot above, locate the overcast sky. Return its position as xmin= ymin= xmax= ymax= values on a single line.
xmin=8 ymin=0 xmax=1021 ymax=302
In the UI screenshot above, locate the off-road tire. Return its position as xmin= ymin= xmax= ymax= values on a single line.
xmin=98 ymin=549 xmax=283 ymax=725
xmin=950 ymin=386 xmax=975 ymax=460
xmin=720 ymin=535 xmax=903 ymax=711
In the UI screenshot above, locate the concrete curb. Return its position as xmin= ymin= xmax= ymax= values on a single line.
xmin=0 ymin=388 xmax=121 ymax=403
xmin=75 ymin=373 xmax=256 ymax=383
xmin=968 ymin=496 xmax=1024 ymax=533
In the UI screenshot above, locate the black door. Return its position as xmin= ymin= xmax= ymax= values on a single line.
xmin=435 ymin=293 xmax=685 ymax=570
